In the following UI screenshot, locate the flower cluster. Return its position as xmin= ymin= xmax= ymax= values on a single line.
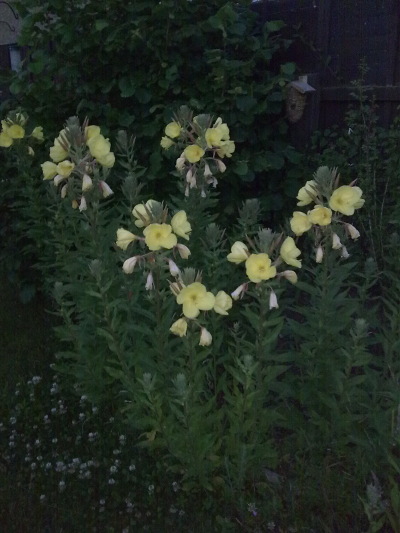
xmin=160 ymin=108 xmax=235 ymax=196
xmin=227 ymin=229 xmax=300 ymax=308
xmin=169 ymin=269 xmax=232 ymax=346
xmin=0 ymin=110 xmax=43 ymax=153
xmin=289 ymin=167 xmax=364 ymax=262
xmin=41 ymin=117 xmax=114 ymax=210
xmin=116 ymin=199 xmax=191 ymax=282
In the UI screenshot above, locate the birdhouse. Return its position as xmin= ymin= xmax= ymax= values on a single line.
xmin=286 ymin=75 xmax=316 ymax=123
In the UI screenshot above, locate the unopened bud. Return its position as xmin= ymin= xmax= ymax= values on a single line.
xmin=269 ymin=289 xmax=279 ymax=310
xmin=216 ymin=160 xmax=226 ymax=173
xmin=60 ymin=184 xmax=68 ymax=198
xmin=204 ymin=162 xmax=212 ymax=178
xmin=231 ymin=283 xmax=247 ymax=301
xmin=345 ymin=223 xmax=360 ymax=240
xmin=315 ymin=245 xmax=324 ymax=263
xmin=54 ymin=175 xmax=64 ymax=187
xmin=341 ymin=246 xmax=350 ymax=259
xmin=99 ymin=181 xmax=113 ymax=198
xmin=199 ymin=327 xmax=212 ymax=346
xmin=168 ymin=259 xmax=180 ymax=277
xmin=82 ymin=174 xmax=93 ymax=192
xmin=332 ymin=233 xmax=342 ymax=250
xmin=122 ymin=256 xmax=138 ymax=274
xmin=79 ymin=195 xmax=87 ymax=212
xmin=145 ymin=272 xmax=154 ymax=291
xmin=280 ymin=270 xmax=298 ymax=284
xmin=176 ymin=244 xmax=191 ymax=259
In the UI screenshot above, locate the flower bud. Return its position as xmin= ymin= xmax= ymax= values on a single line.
xmin=168 ymin=259 xmax=180 ymax=277
xmin=60 ymin=184 xmax=68 ymax=198
xmin=216 ymin=160 xmax=226 ymax=173
xmin=199 ymin=327 xmax=212 ymax=346
xmin=231 ymin=283 xmax=247 ymax=301
xmin=176 ymin=244 xmax=191 ymax=259
xmin=79 ymin=196 xmax=87 ymax=212
xmin=170 ymin=318 xmax=187 ymax=337
xmin=53 ymin=175 xmax=65 ymax=187
xmin=122 ymin=256 xmax=138 ymax=274
xmin=280 ymin=270 xmax=298 ymax=284
xmin=145 ymin=272 xmax=154 ymax=291
xmin=176 ymin=155 xmax=186 ymax=171
xmin=204 ymin=162 xmax=212 ymax=178
xmin=345 ymin=223 xmax=360 ymax=240
xmin=99 ymin=181 xmax=113 ymax=198
xmin=82 ymin=174 xmax=93 ymax=192
xmin=71 ymin=199 xmax=79 ymax=209
xmin=269 ymin=290 xmax=279 ymax=310
xmin=315 ymin=245 xmax=324 ymax=263
xmin=341 ymin=246 xmax=350 ymax=259
xmin=169 ymin=282 xmax=182 ymax=297
xmin=332 ymin=233 xmax=342 ymax=250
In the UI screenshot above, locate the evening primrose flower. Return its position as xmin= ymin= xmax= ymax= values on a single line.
xmin=290 ymin=212 xmax=312 ymax=236
xmin=227 ymin=241 xmax=249 ymax=263
xmin=31 ymin=126 xmax=44 ymax=141
xmin=329 ymin=185 xmax=365 ymax=215
xmin=7 ymin=124 xmax=25 ymax=139
xmin=184 ymin=144 xmax=205 ymax=163
xmin=143 ymin=223 xmax=177 ymax=251
xmin=216 ymin=140 xmax=235 ymax=158
xmin=56 ymin=160 xmax=75 ymax=178
xmin=50 ymin=138 xmax=69 ymax=162
xmin=165 ymin=121 xmax=181 ymax=139
xmin=280 ymin=237 xmax=302 ymax=268
xmin=170 ymin=318 xmax=187 ymax=337
xmin=116 ymin=228 xmax=137 ymax=250
xmin=0 ymin=131 xmax=13 ymax=147
xmin=132 ymin=200 xmax=157 ymax=228
xmin=176 ymin=282 xmax=215 ymax=319
xmin=171 ymin=211 xmax=191 ymax=240
xmin=296 ymin=180 xmax=317 ymax=206
xmin=160 ymin=136 xmax=174 ymax=149
xmin=199 ymin=327 xmax=212 ymax=346
xmin=213 ymin=291 xmax=233 ymax=315
xmin=97 ymin=152 xmax=115 ymax=168
xmin=87 ymin=134 xmax=111 ymax=160
xmin=205 ymin=127 xmax=224 ymax=148
xmin=245 ymin=253 xmax=277 ymax=283
xmin=41 ymin=161 xmax=58 ymax=180
xmin=85 ymin=125 xmax=101 ymax=141
xmin=307 ymin=206 xmax=332 ymax=226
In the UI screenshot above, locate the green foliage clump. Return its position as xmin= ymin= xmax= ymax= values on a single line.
xmin=7 ymin=0 xmax=301 ymax=215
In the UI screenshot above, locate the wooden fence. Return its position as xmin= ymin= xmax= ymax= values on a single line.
xmin=253 ymin=0 xmax=400 ymax=144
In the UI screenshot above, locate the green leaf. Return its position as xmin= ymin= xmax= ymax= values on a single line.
xmin=95 ymin=20 xmax=109 ymax=31
xmin=119 ymin=77 xmax=135 ymax=98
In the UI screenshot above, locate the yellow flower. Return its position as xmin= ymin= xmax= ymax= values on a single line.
xmin=280 ymin=237 xmax=302 ymax=268
xmin=199 ymin=327 xmax=212 ymax=346
xmin=290 ymin=212 xmax=312 ymax=236
xmin=31 ymin=126 xmax=44 ymax=141
xmin=0 ymin=132 xmax=13 ymax=147
xmin=296 ymin=180 xmax=317 ymax=206
xmin=177 ymin=282 xmax=215 ymax=319
xmin=165 ymin=121 xmax=181 ymax=139
xmin=216 ymin=140 xmax=235 ymax=158
xmin=171 ymin=211 xmax=191 ymax=240
xmin=227 ymin=241 xmax=249 ymax=263
xmin=87 ymin=134 xmax=111 ymax=160
xmin=41 ymin=161 xmax=58 ymax=180
xmin=50 ymin=139 xmax=69 ymax=162
xmin=56 ymin=160 xmax=75 ymax=178
xmin=307 ymin=206 xmax=332 ymax=226
xmin=143 ymin=223 xmax=177 ymax=251
xmin=132 ymin=199 xmax=158 ymax=228
xmin=184 ymin=144 xmax=205 ymax=163
xmin=7 ymin=124 xmax=25 ymax=139
xmin=205 ymin=128 xmax=224 ymax=148
xmin=85 ymin=125 xmax=101 ymax=141
xmin=160 ymin=136 xmax=174 ymax=149
xmin=116 ymin=228 xmax=137 ymax=250
xmin=170 ymin=318 xmax=188 ymax=337
xmin=245 ymin=253 xmax=277 ymax=283
xmin=329 ymin=185 xmax=365 ymax=216
xmin=213 ymin=291 xmax=233 ymax=315
xmin=96 ymin=151 xmax=115 ymax=168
